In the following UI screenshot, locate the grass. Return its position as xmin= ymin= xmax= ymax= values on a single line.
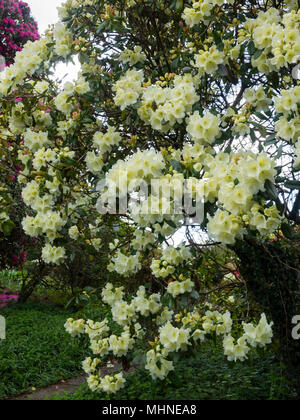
xmin=0 ymin=302 xmax=88 ymax=398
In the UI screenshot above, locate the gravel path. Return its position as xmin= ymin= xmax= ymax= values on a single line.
xmin=3 ymin=362 xmax=131 ymax=400
xmin=4 ymin=373 xmax=87 ymax=400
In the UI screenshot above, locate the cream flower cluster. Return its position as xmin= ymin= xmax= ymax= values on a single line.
xmin=129 ymin=173 xmax=184 ymax=228
xmin=159 ymin=322 xmax=191 ymax=352
xmin=231 ymin=111 xmax=251 ymax=137
xmin=150 ymin=245 xmax=193 ymax=279
xmin=53 ymin=22 xmax=72 ymax=58
xmin=101 ymin=283 xmax=125 ymax=306
xmin=274 ymin=86 xmax=300 ymax=143
xmin=202 ymin=310 xmax=233 ymax=336
xmin=34 ymin=80 xmax=50 ymax=94
xmin=274 ymin=86 xmax=300 ymax=115
xmin=145 ymin=346 xmax=174 ymax=380
xmin=275 ymin=116 xmax=300 ymax=143
xmin=244 ymin=86 xmax=272 ymax=112
xmin=201 ymin=151 xmax=279 ymax=244
xmin=87 ymin=372 xmax=126 ymax=394
xmin=69 ymin=225 xmax=79 ymax=240
xmin=8 ymin=103 xmax=52 ymax=135
xmin=0 ymin=37 xmax=50 ymax=95
xmin=182 ymin=0 xmax=233 ymax=27
xmin=58 ymin=0 xmax=97 ymax=19
xmin=167 ymin=279 xmax=195 ymax=298
xmin=249 ymin=204 xmax=282 ymax=236
xmin=207 ymin=210 xmax=244 ymax=245
xmin=41 ymin=244 xmax=66 ymax=265
xmin=132 ymin=286 xmax=162 ymax=317
xmin=130 ymin=196 xmax=177 ymax=228
xmin=57 ymin=119 xmax=76 ymax=139
xmin=245 ymin=8 xmax=300 ymax=73
xmin=93 ymin=126 xmax=122 ymax=153
xmin=156 ymin=308 xmax=174 ymax=327
xmin=82 ymin=357 xmax=101 ymax=375
xmin=108 ymin=330 xmax=135 ymax=357
xmin=54 ymin=82 xmax=76 ymax=116
xmin=32 ymin=148 xmax=58 ymax=171
xmin=85 ymin=151 xmax=104 ymax=175
xmin=55 ymin=76 xmax=90 ymax=115
xmin=107 ymin=249 xmax=141 ymax=276
xmin=243 ymin=314 xmax=274 ymax=348
xmin=119 ymin=46 xmax=146 ymax=66
xmin=22 ymin=210 xmax=66 ymax=242
xmin=19 ymin=146 xmax=74 ymax=192
xmin=85 ymin=319 xmax=110 ymax=340
xmin=193 ymin=46 xmax=225 ymax=75
xmin=23 ymin=129 xmax=50 ymax=152
xmin=64 ymin=318 xmax=86 ymax=337
xmin=113 ymin=69 xmax=144 ymax=110
xmin=103 ymin=149 xmax=165 ymax=197
xmin=22 ymin=181 xmax=50 ymax=206
xmin=138 ymin=74 xmax=200 ymax=133
xmin=223 ymin=335 xmax=250 ymax=362
xmin=111 ymin=300 xmax=137 ymax=326
xmin=132 ymin=229 xmax=156 ymax=250
xmin=102 ymin=284 xmax=162 ymax=327
xmin=224 ymin=314 xmax=273 ymax=362
xmin=186 ymin=111 xmax=221 ymax=145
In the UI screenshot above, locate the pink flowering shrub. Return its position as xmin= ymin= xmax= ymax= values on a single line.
xmin=0 ymin=289 xmax=18 ymax=308
xmin=0 ymin=0 xmax=39 ymax=66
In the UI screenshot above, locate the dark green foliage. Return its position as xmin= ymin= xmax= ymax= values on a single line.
xmin=50 ymin=344 xmax=295 ymax=401
xmin=234 ymin=239 xmax=300 ymax=366
xmin=0 ymin=303 xmax=87 ymax=398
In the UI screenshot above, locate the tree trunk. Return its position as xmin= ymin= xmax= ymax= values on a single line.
xmin=18 ymin=277 xmax=40 ymax=303
xmin=18 ymin=263 xmax=46 ymax=304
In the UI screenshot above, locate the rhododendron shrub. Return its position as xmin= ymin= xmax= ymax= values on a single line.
xmin=0 ymin=0 xmax=39 ymax=66
xmin=0 ymin=0 xmax=299 ymax=393
xmin=0 ymin=1 xmax=40 ymax=273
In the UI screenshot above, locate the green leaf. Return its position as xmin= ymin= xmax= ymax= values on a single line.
xmin=253 ymin=49 xmax=263 ymax=60
xmin=213 ymin=31 xmax=224 ymax=51
xmin=250 ymin=129 xmax=257 ymax=143
xmin=281 ymin=223 xmax=294 ymax=240
xmin=265 ymin=180 xmax=278 ymax=201
xmin=248 ymin=40 xmax=256 ymax=55
xmin=265 ymin=135 xmax=276 ymax=146
xmin=171 ymin=57 xmax=180 ymax=71
xmin=190 ymin=290 xmax=200 ymax=300
xmin=169 ymin=160 xmax=183 ymax=172
xmin=165 ymin=219 xmax=178 ymax=229
xmin=285 ymin=180 xmax=300 ymax=190
xmin=97 ymin=21 xmax=107 ymax=33
xmin=1 ymin=220 xmax=15 ymax=236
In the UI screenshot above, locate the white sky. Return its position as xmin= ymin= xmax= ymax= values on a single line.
xmin=27 ymin=0 xmax=61 ymax=33
xmin=27 ymin=0 xmax=79 ymax=82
